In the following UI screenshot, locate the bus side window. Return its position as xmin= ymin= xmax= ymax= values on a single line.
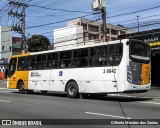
xmin=73 ymin=49 xmax=88 ymax=67
xmin=42 ymin=54 xmax=47 ymax=69
xmin=109 ymin=45 xmax=115 ymax=65
xmin=115 ymin=44 xmax=123 ymax=65
xmin=8 ymin=58 xmax=17 ymax=77
xmin=80 ymin=49 xmax=88 ymax=67
xmin=36 ymin=55 xmax=42 ymax=70
xmin=28 ymin=56 xmax=36 ymax=70
xmin=47 ymin=53 xmax=53 ymax=69
xmin=47 ymin=53 xmax=58 ymax=69
xmin=94 ymin=46 xmax=108 ymax=66
xmin=59 ymin=51 xmax=71 ymax=68
xmin=89 ymin=48 xmax=96 ymax=66
xmin=18 ymin=57 xmax=27 ymax=70
xmin=109 ymin=44 xmax=123 ymax=66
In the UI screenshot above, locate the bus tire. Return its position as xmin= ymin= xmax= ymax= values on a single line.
xmin=18 ymin=81 xmax=26 ymax=94
xmin=66 ymin=81 xmax=78 ymax=98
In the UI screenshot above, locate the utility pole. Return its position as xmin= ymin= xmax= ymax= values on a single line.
xmin=137 ymin=16 xmax=140 ymax=32
xmin=92 ymin=0 xmax=106 ymax=42
xmin=8 ymin=1 xmax=28 ymax=53
xmin=101 ymin=7 xmax=106 ymax=41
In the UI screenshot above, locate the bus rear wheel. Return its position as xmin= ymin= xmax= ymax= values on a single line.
xmin=66 ymin=81 xmax=78 ymax=98
xmin=18 ymin=81 xmax=26 ymax=94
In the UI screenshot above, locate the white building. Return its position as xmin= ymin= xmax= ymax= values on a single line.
xmin=53 ymin=18 xmax=133 ymax=50
xmin=0 ymin=26 xmax=12 ymax=59
xmin=67 ymin=18 xmax=133 ymax=41
xmin=0 ymin=26 xmax=12 ymax=75
xmin=53 ymin=25 xmax=83 ymax=49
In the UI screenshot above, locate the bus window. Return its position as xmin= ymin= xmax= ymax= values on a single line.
xmin=42 ymin=54 xmax=47 ymax=69
xmin=59 ymin=51 xmax=71 ymax=68
xmin=115 ymin=44 xmax=123 ymax=65
xmin=28 ymin=56 xmax=36 ymax=70
xmin=47 ymin=53 xmax=58 ymax=68
xmin=90 ymin=46 xmax=108 ymax=66
xmin=129 ymin=41 xmax=150 ymax=64
xmin=73 ymin=49 xmax=88 ymax=67
xmin=109 ymin=44 xmax=122 ymax=66
xmin=18 ymin=57 xmax=27 ymax=70
xmin=36 ymin=55 xmax=42 ymax=70
xmin=8 ymin=58 xmax=17 ymax=77
xmin=89 ymin=48 xmax=96 ymax=66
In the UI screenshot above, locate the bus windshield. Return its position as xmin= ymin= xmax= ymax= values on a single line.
xmin=8 ymin=58 xmax=17 ymax=77
xmin=129 ymin=40 xmax=150 ymax=63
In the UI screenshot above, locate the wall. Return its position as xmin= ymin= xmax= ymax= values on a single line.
xmin=0 ymin=26 xmax=12 ymax=59
xmin=53 ymin=25 xmax=83 ymax=49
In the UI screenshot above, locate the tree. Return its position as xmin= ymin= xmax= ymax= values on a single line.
xmin=27 ymin=34 xmax=51 ymax=52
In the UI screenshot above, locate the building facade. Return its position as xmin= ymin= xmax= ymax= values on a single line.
xmin=12 ymin=37 xmax=22 ymax=55
xmin=0 ymin=26 xmax=12 ymax=59
xmin=0 ymin=26 xmax=12 ymax=79
xmin=67 ymin=18 xmax=133 ymax=41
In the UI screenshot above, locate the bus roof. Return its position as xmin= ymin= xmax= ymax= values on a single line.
xmin=30 ymin=39 xmax=129 ymax=56
xmin=10 ymin=39 xmax=129 ymax=57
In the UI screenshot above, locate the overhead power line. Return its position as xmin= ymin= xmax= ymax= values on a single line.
xmin=30 ymin=5 xmax=91 ymax=14
xmin=26 ymin=12 xmax=99 ymax=29
xmin=108 ymin=5 xmax=160 ymax=18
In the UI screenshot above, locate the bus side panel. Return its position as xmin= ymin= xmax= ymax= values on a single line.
xmin=49 ymin=69 xmax=88 ymax=92
xmin=8 ymin=71 xmax=29 ymax=89
xmin=8 ymin=74 xmax=18 ymax=89
xmin=84 ymin=67 xmax=119 ymax=93
xmin=28 ymin=70 xmax=51 ymax=91
xmin=17 ymin=71 xmax=29 ymax=89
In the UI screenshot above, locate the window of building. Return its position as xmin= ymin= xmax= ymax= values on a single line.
xmin=111 ymin=30 xmax=117 ymax=35
xmin=2 ymin=46 xmax=4 ymax=51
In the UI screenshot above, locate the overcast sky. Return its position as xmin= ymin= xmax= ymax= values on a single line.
xmin=0 ymin=0 xmax=160 ymax=43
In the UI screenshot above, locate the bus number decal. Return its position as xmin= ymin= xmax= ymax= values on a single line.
xmin=103 ymin=69 xmax=116 ymax=73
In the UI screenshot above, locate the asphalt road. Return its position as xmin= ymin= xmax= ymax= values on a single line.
xmin=0 ymin=88 xmax=160 ymax=128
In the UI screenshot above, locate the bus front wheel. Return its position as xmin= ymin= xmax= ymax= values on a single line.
xmin=18 ymin=81 xmax=26 ymax=94
xmin=66 ymin=81 xmax=78 ymax=98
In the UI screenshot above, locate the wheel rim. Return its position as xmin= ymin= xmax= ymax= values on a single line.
xmin=19 ymin=82 xmax=24 ymax=93
xmin=69 ymin=85 xmax=75 ymax=95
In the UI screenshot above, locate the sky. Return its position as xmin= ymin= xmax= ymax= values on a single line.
xmin=0 ymin=0 xmax=160 ymax=43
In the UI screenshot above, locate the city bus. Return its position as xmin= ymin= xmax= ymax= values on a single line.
xmin=7 ymin=39 xmax=151 ymax=98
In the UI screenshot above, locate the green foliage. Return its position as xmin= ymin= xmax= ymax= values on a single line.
xmin=27 ymin=35 xmax=51 ymax=52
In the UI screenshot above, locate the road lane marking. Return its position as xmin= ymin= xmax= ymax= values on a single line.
xmin=0 ymin=100 xmax=11 ymax=103
xmin=85 ymin=112 xmax=131 ymax=119
xmin=139 ymin=101 xmax=160 ymax=105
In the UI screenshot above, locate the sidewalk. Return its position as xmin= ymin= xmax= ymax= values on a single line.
xmin=0 ymin=79 xmax=160 ymax=98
